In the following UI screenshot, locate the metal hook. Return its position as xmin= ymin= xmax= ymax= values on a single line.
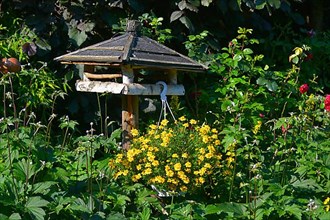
xmin=156 ymin=81 xmax=167 ymax=102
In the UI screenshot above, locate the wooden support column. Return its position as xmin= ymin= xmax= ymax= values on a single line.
xmin=167 ymin=69 xmax=177 ymax=84
xmin=83 ymin=65 xmax=94 ymax=81
xmin=121 ymin=65 xmax=139 ymax=149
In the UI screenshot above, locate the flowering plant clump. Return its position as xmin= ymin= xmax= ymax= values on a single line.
xmin=109 ymin=117 xmax=223 ymax=193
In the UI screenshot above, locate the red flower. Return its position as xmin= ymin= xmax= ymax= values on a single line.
xmin=304 ymin=53 xmax=313 ymax=61
xmin=325 ymin=95 xmax=330 ymax=112
xmin=299 ymin=84 xmax=309 ymax=94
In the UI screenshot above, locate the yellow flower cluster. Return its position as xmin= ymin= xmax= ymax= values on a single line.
xmin=252 ymin=121 xmax=262 ymax=135
xmin=109 ymin=117 xmax=224 ymax=193
xmin=324 ymin=197 xmax=330 ymax=212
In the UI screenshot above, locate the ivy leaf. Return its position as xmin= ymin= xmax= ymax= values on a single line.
xmin=201 ymin=0 xmax=213 ymax=7
xmin=170 ymin=11 xmax=184 ymax=22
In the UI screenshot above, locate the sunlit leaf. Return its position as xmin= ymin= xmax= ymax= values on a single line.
xmin=170 ymin=11 xmax=184 ymax=22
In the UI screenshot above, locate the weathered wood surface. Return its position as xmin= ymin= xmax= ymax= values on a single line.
xmin=75 ymin=80 xmax=185 ymax=95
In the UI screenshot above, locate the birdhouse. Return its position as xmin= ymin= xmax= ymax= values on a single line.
xmin=55 ymin=20 xmax=206 ymax=148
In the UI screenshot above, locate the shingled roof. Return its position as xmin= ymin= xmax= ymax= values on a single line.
xmin=55 ymin=20 xmax=207 ymax=72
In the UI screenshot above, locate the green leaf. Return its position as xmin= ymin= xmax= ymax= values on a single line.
xmin=243 ymin=48 xmax=253 ymax=55
xmin=68 ymin=27 xmax=87 ymax=47
xmin=216 ymin=202 xmax=247 ymax=217
xmin=139 ymin=207 xmax=151 ymax=220
xmin=9 ymin=213 xmax=21 ymax=220
xmin=32 ymin=181 xmax=57 ymax=195
xmin=233 ymin=54 xmax=242 ymax=61
xmin=267 ymin=0 xmax=281 ymax=9
xmin=291 ymin=56 xmax=299 ymax=64
xmin=204 ymin=204 xmax=222 ymax=215
xmin=265 ymin=81 xmax=278 ymax=92
xmin=170 ymin=11 xmax=184 ymax=22
xmin=25 ymin=196 xmax=49 ymax=220
xmin=256 ymin=77 xmax=268 ymax=86
xmin=201 ymin=0 xmax=213 ymax=7
xmin=179 ymin=16 xmax=195 ymax=32
xmin=284 ymin=205 xmax=302 ymax=220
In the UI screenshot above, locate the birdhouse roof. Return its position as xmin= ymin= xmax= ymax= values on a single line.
xmin=54 ymin=21 xmax=207 ymax=72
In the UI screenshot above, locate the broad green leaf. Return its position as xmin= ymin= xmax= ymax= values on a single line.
xmin=216 ymin=202 xmax=247 ymax=217
xmin=201 ymin=0 xmax=213 ymax=7
xmin=179 ymin=16 xmax=194 ymax=32
xmin=266 ymin=81 xmax=278 ymax=92
xmin=26 ymin=197 xmax=49 ymax=220
xmin=233 ymin=54 xmax=242 ymax=61
xmin=138 ymin=207 xmax=151 ymax=220
xmin=243 ymin=48 xmax=253 ymax=55
xmin=256 ymin=77 xmax=268 ymax=86
xmin=204 ymin=204 xmax=222 ymax=215
xmin=32 ymin=181 xmax=57 ymax=195
xmin=267 ymin=0 xmax=281 ymax=9
xmin=170 ymin=11 xmax=184 ymax=22
xmin=68 ymin=28 xmax=87 ymax=47
xmin=9 ymin=213 xmax=21 ymax=220
xmin=284 ymin=205 xmax=302 ymax=220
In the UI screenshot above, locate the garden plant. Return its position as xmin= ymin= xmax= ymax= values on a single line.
xmin=1 ymin=1 xmax=330 ymax=219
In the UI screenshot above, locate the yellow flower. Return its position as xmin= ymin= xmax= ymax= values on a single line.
xmin=324 ymin=197 xmax=330 ymax=212
xmin=189 ymin=119 xmax=197 ymax=125
xmin=211 ymin=128 xmax=218 ymax=133
xmin=199 ymin=148 xmax=206 ymax=154
xmin=214 ymin=139 xmax=221 ymax=145
xmin=205 ymin=152 xmax=213 ymax=159
xmin=172 ymin=153 xmax=179 ymax=158
xmin=132 ymin=173 xmax=141 ymax=182
xmin=174 ymin=163 xmax=181 ymax=171
xmin=199 ymin=125 xmax=210 ymax=135
xmin=152 ymin=160 xmax=159 ymax=166
xmin=183 ymin=123 xmax=189 ymax=128
xmin=185 ymin=162 xmax=192 ymax=168
xmin=154 ymin=175 xmax=165 ymax=184
xmin=149 ymin=124 xmax=157 ymax=130
xmin=204 ymin=163 xmax=212 ymax=169
xmin=180 ymin=185 xmax=188 ymax=192
xmin=160 ymin=119 xmax=169 ymax=126
xmin=178 ymin=116 xmax=186 ymax=121
xmin=202 ymin=135 xmax=209 ymax=143
xmin=136 ymin=164 xmax=142 ymax=170
xmin=182 ymin=153 xmax=188 ymax=158
xmin=122 ymin=170 xmax=129 ymax=176
xmin=252 ymin=121 xmax=262 ymax=135
xmin=131 ymin=128 xmax=139 ymax=137
xmin=142 ymin=168 xmax=152 ymax=175
xmin=198 ymin=177 xmax=205 ymax=184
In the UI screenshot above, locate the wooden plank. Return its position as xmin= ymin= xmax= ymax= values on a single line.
xmin=84 ymin=72 xmax=122 ymax=79
xmin=75 ymin=81 xmax=185 ymax=95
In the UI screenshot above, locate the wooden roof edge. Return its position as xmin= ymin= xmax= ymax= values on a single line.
xmin=54 ymin=33 xmax=128 ymax=62
xmin=141 ymin=36 xmax=208 ymax=70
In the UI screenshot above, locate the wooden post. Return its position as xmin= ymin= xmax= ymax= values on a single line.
xmin=83 ymin=65 xmax=94 ymax=81
xmin=121 ymin=65 xmax=139 ymax=149
xmin=167 ymin=69 xmax=177 ymax=84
